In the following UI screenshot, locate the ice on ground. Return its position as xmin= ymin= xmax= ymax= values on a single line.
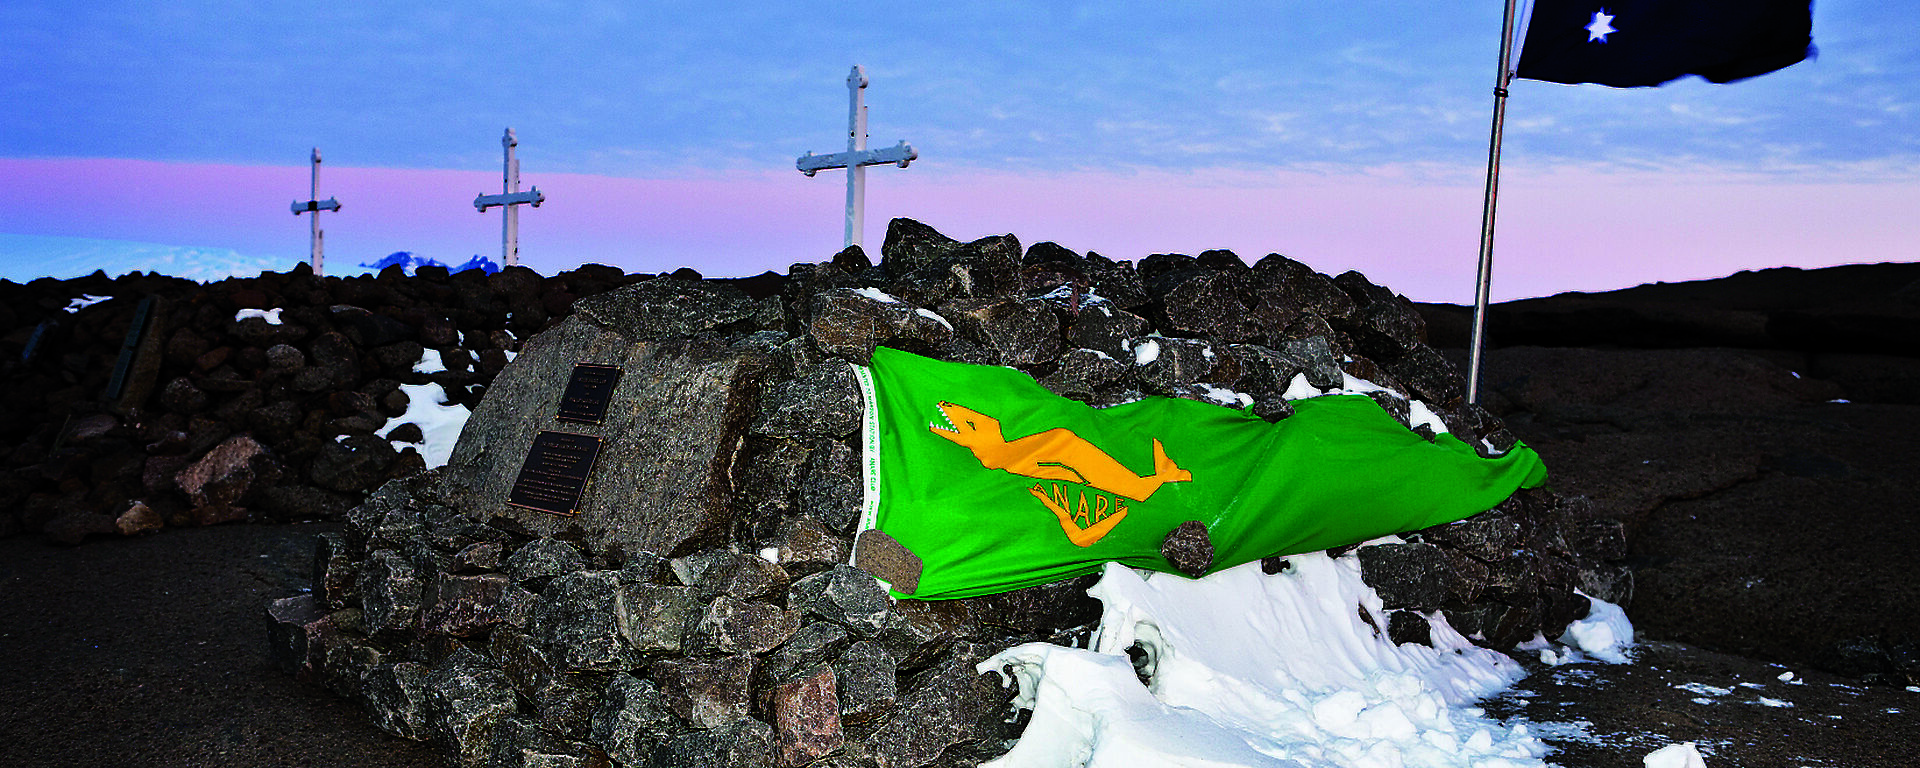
xmin=413 ymin=348 xmax=447 ymax=374
xmin=1755 ymin=697 xmax=1794 ymax=708
xmin=1642 ymin=742 xmax=1707 ymax=768
xmin=376 ymin=382 xmax=471 ymax=468
xmin=65 ymin=294 xmax=111 ymax=312
xmin=1196 ymin=384 xmax=1253 ymax=408
xmin=980 ymin=556 xmax=1549 ymax=768
xmin=1676 ymin=682 xmax=1734 ymax=698
xmin=1132 ymin=338 xmax=1161 ymax=366
xmin=1038 ymin=283 xmax=1113 ymax=309
xmin=1282 ymin=373 xmax=1323 ymax=401
xmin=852 ymin=286 xmax=901 ymax=304
xmin=1407 ymin=400 xmax=1450 ymax=435
xmin=915 ymin=307 xmax=953 ymax=331
xmin=1560 ymin=593 xmax=1635 ymax=663
xmin=235 ymin=308 xmax=284 ymax=325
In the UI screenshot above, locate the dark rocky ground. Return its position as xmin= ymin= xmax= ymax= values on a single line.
xmin=3 ymin=261 xmax=1917 ymax=767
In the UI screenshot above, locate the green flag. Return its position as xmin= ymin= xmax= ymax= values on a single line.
xmin=851 ymin=346 xmax=1547 ymax=600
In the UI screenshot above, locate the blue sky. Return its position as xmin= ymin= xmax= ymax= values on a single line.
xmin=2 ymin=1 xmax=1914 ymax=300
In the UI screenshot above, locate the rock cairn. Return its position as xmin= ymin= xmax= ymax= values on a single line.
xmin=269 ymin=219 xmax=1630 ymax=768
xmin=0 ymin=261 xmax=679 ymax=543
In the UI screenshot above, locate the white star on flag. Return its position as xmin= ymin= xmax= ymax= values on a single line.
xmin=1586 ymin=9 xmax=1617 ymax=42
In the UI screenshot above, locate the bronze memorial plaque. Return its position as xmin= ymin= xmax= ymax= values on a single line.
xmin=556 ymin=363 xmax=622 ymax=425
xmin=508 ymin=431 xmax=603 ymax=516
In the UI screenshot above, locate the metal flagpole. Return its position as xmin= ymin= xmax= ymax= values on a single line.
xmin=1467 ymin=0 xmax=1521 ymax=405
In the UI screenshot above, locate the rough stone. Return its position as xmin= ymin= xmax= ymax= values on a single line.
xmin=266 ymin=593 xmax=336 ymax=681
xmin=428 ymin=651 xmax=519 ymax=768
xmin=313 ymin=531 xmax=359 ymax=610
xmin=797 ymin=439 xmax=861 ymax=533
xmin=572 ymin=276 xmax=781 ymax=341
xmin=589 ymin=675 xmax=676 ymax=768
xmin=650 ymin=654 xmax=755 ymax=729
xmin=806 ymin=288 xmax=954 ymax=363
xmin=308 ymin=433 xmax=400 ymax=494
xmin=1159 ymin=520 xmax=1214 ymax=577
xmin=1037 ymin=347 xmax=1129 ymax=402
xmin=174 ymin=434 xmax=272 ymax=524
xmin=789 ymin=565 xmax=892 ymax=637
xmin=687 ymin=550 xmax=789 ymax=601
xmin=421 ymin=573 xmax=531 ymax=637
xmin=1356 ymin=542 xmax=1451 ymax=612
xmin=774 ymin=516 xmax=851 ymax=577
xmin=1067 ymin=304 xmax=1152 ymax=360
xmin=655 ymin=717 xmax=776 ymax=768
xmin=114 ymin=501 xmax=163 ymax=535
xmin=772 ymin=664 xmax=843 ymax=767
xmin=363 ymin=661 xmax=436 ymax=741
xmin=942 ymin=297 xmax=1063 ymax=367
xmin=752 ymin=363 xmax=862 ymax=439
xmin=486 ymin=717 xmax=599 ymax=768
xmin=684 ymin=595 xmax=800 ymax=656
xmin=866 ymin=643 xmax=1013 ymax=768
xmin=504 ymin=538 xmax=588 ymax=591
xmin=1133 ymin=336 xmax=1221 ymax=396
xmin=445 ymin=318 xmax=768 ymax=560
xmin=832 ymin=640 xmax=898 ymax=725
xmin=529 ymin=570 xmax=640 ymax=672
xmin=360 ymin=549 xmax=425 ymax=639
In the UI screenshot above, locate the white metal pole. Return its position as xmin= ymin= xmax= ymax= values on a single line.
xmin=310 ymin=148 xmax=324 ymax=275
xmin=845 ymin=66 xmax=869 ymax=249
xmin=503 ymin=129 xmax=519 ymax=267
xmin=1467 ymin=0 xmax=1520 ymax=405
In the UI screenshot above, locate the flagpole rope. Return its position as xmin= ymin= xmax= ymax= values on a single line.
xmin=1468 ymin=0 xmax=1521 ymax=405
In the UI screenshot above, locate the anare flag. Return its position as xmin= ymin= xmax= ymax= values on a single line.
xmin=1516 ymin=0 xmax=1814 ymax=87
xmin=850 ymin=347 xmax=1549 ymax=600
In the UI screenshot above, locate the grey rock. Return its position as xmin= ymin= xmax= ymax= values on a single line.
xmin=798 ymin=439 xmax=861 ymax=533
xmin=1422 ymin=509 xmax=1526 ymax=562
xmin=877 ymin=600 xmax=970 ymax=668
xmin=320 ymin=624 xmax=383 ymax=700
xmin=866 ymin=643 xmax=1013 ymax=768
xmin=752 ymin=363 xmax=862 ymax=439
xmin=806 ymin=288 xmax=954 ymax=363
xmin=1278 ymin=335 xmax=1345 ymax=390
xmin=531 ymin=673 xmax=605 ymax=741
xmin=735 ymin=437 xmax=814 ymax=533
xmin=590 ymin=675 xmax=675 ymax=767
xmin=505 ymin=538 xmax=588 ymax=591
xmin=765 ymin=621 xmax=853 ymax=681
xmin=941 ymin=297 xmax=1063 ymax=367
xmin=363 ymin=661 xmax=436 ymax=741
xmin=1134 ymin=336 xmax=1222 ymax=396
xmin=1332 ymin=271 xmax=1426 ymax=359
xmin=1037 ymin=347 xmax=1128 ymax=402
xmin=774 ymin=516 xmax=851 ymax=578
xmin=489 ymin=627 xmax=554 ymax=697
xmin=427 ymin=650 xmax=518 ymax=768
xmin=1066 ymin=304 xmax=1152 ymax=360
xmin=688 ymin=550 xmax=790 ymax=601
xmin=1383 ymin=344 xmax=1467 ymax=408
xmin=266 ymin=594 xmax=335 ymax=681
xmin=772 ymin=664 xmax=843 ymax=767
xmin=573 ymin=276 xmax=783 ymax=341
xmin=1159 ymin=520 xmax=1214 ymax=578
xmin=651 ymin=654 xmax=756 ymax=729
xmin=1252 ymin=254 xmax=1356 ymax=322
xmin=360 ymin=549 xmax=425 ymax=638
xmin=452 ymin=541 xmax=505 ymax=573
xmin=1386 ymin=610 xmax=1432 ymax=647
xmin=487 ymin=717 xmax=598 ymax=768
xmin=685 ymin=595 xmax=800 ymax=656
xmin=446 ymin=318 xmax=769 ymax=561
xmin=655 ymin=717 xmax=776 ymax=768
xmin=833 ymin=640 xmax=898 ymax=725
xmin=314 ymin=531 xmax=360 ymax=610
xmin=789 ymin=565 xmax=891 ymax=637
xmin=309 ymin=433 xmax=400 ymax=494
xmin=1356 ymin=543 xmax=1449 ymax=612
xmin=615 ymin=583 xmax=701 ymax=654
xmin=529 ymin=570 xmax=640 ymax=672
xmin=421 ymin=573 xmax=531 ymax=637
xmin=175 ymin=434 xmax=273 ymax=524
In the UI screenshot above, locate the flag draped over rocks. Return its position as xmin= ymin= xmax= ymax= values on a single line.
xmin=852 ymin=347 xmax=1549 ymax=599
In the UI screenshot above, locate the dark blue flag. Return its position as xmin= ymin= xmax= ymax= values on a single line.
xmin=1516 ymin=0 xmax=1813 ymax=87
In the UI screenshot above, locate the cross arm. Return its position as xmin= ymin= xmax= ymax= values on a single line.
xmin=292 ymin=198 xmax=341 ymax=215
xmin=475 ymin=187 xmax=545 ymax=211
xmin=796 ymin=141 xmax=917 ymax=176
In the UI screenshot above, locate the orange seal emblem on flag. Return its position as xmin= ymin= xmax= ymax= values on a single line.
xmin=929 ymin=401 xmax=1190 ymax=546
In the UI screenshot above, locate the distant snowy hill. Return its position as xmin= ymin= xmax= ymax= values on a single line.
xmin=0 ymin=233 xmax=300 ymax=283
xmin=0 ymin=234 xmax=500 ymax=284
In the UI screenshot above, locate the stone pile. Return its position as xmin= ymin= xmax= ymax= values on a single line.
xmin=270 ymin=219 xmax=1630 ymax=768
xmin=0 ymin=260 xmax=719 ymax=543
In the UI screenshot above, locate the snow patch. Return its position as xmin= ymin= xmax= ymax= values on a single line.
xmin=1559 ymin=593 xmax=1635 ymax=663
xmin=1132 ymin=338 xmax=1161 ymax=366
xmin=235 ymin=308 xmax=284 ymax=325
xmin=376 ymin=382 xmax=471 ymax=468
xmin=979 ymin=556 xmax=1547 ymax=768
xmin=1282 ymin=373 xmax=1324 ymax=401
xmin=1642 ymin=742 xmax=1707 ymax=768
xmin=1408 ymin=400 xmax=1450 ymax=435
xmin=915 ymin=307 xmax=954 ymax=331
xmin=413 ymin=348 xmax=447 ymax=374
xmin=65 ymin=294 xmax=111 ymax=312
xmin=852 ymin=287 xmax=901 ymax=304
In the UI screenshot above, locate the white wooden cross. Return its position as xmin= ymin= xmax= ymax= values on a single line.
xmin=797 ymin=65 xmax=917 ymax=250
xmin=290 ymin=147 xmax=341 ymax=275
xmin=474 ymin=128 xmax=545 ymax=267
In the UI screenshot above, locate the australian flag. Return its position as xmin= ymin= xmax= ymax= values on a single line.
xmin=1516 ymin=0 xmax=1814 ymax=87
